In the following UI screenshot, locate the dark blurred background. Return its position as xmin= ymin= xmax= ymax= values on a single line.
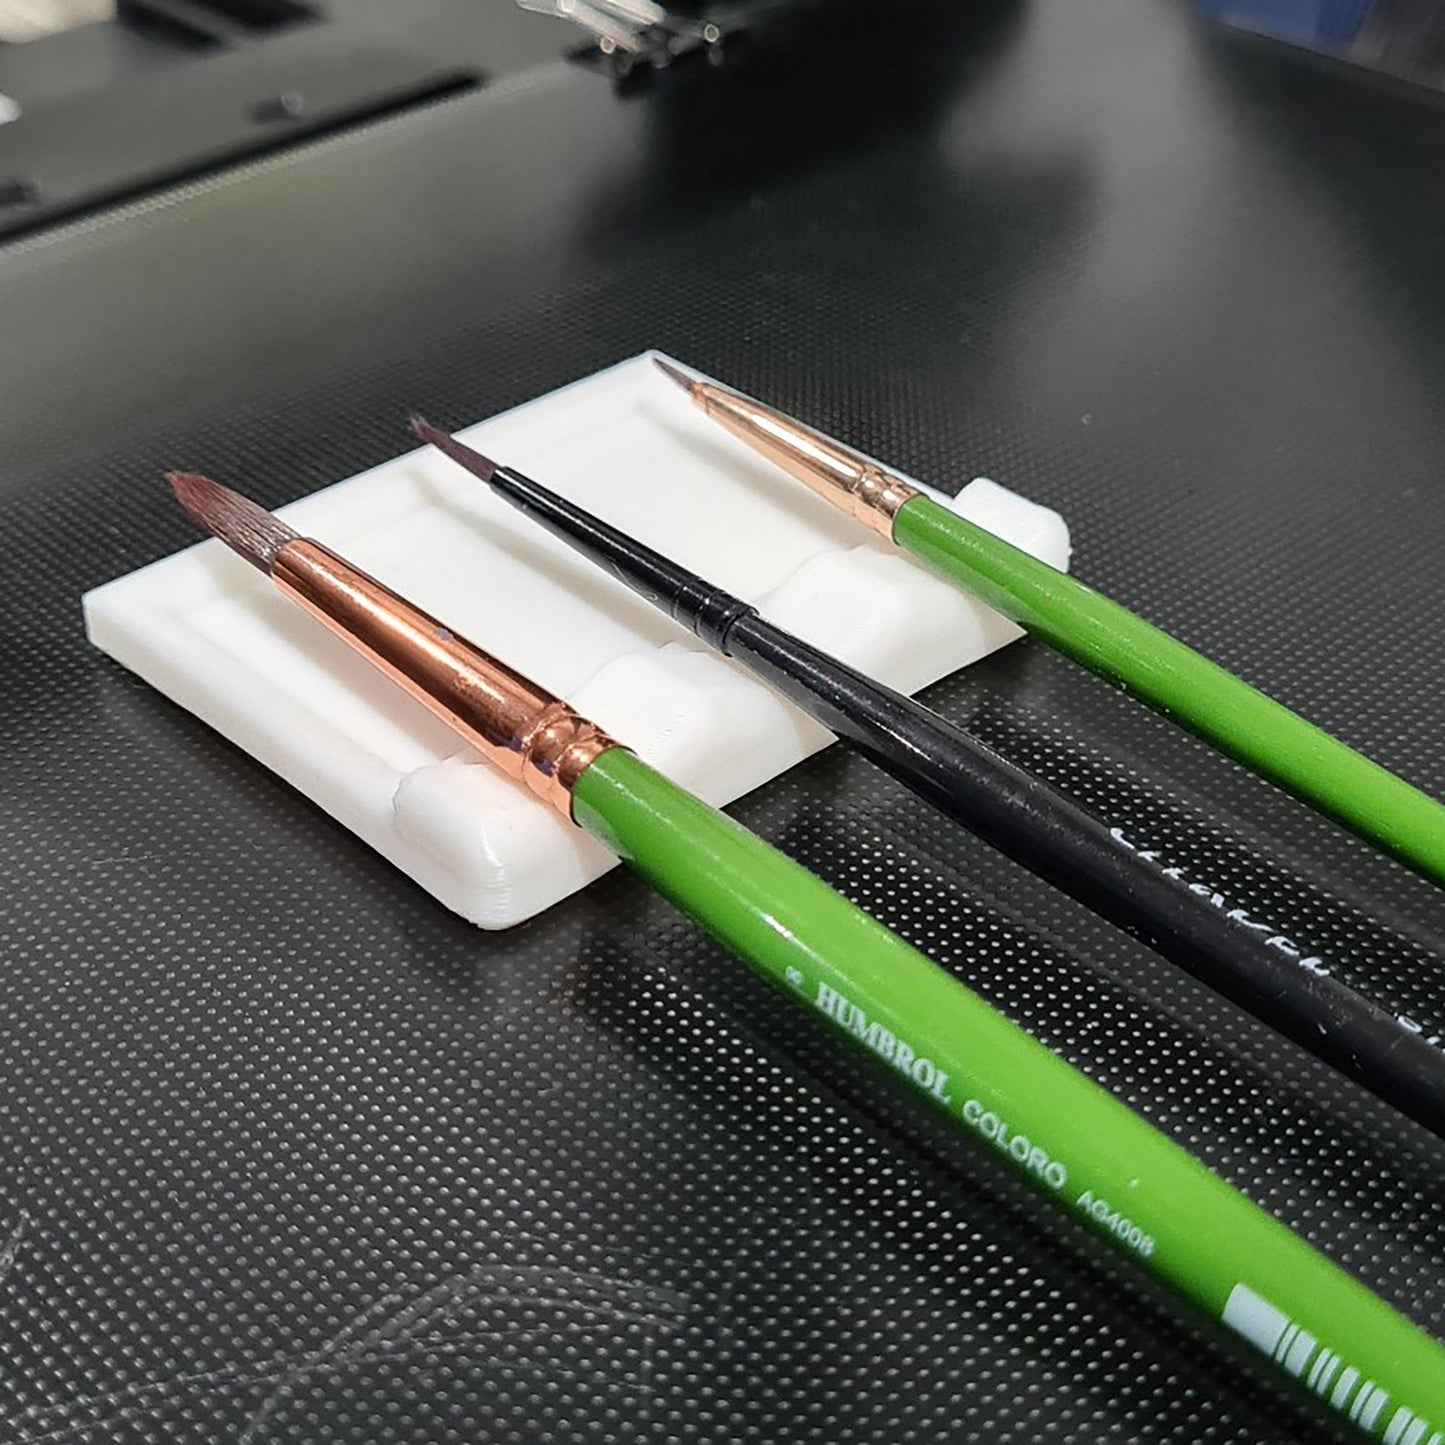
xmin=2 ymin=0 xmax=1443 ymax=240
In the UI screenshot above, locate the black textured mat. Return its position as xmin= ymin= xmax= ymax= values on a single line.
xmin=1 ymin=1 xmax=1442 ymax=1439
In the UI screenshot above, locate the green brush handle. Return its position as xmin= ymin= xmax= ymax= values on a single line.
xmin=573 ymin=747 xmax=1445 ymax=1440
xmin=893 ymin=494 xmax=1445 ymax=885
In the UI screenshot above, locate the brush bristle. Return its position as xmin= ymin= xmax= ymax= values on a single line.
xmin=409 ymin=416 xmax=497 ymax=486
xmin=652 ymin=357 xmax=699 ymax=395
xmin=168 ymin=472 xmax=299 ymax=573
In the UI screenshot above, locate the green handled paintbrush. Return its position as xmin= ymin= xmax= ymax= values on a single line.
xmin=655 ymin=359 xmax=1445 ymax=886
xmin=172 ymin=468 xmax=1445 ymax=1442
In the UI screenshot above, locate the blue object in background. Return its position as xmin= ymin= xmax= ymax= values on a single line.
xmin=1197 ymin=0 xmax=1376 ymax=47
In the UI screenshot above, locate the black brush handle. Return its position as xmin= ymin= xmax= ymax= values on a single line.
xmin=486 ymin=463 xmax=1445 ymax=1137
xmin=726 ymin=613 xmax=1445 ymax=1135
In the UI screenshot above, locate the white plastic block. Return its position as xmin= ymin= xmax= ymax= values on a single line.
xmin=84 ymin=353 xmax=1072 ymax=928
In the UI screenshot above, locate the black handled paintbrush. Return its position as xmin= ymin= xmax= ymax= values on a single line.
xmin=413 ymin=416 xmax=1445 ymax=1140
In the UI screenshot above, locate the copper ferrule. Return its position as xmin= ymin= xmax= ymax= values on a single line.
xmin=688 ymin=382 xmax=919 ymax=538
xmin=272 ymin=540 xmax=618 ymax=820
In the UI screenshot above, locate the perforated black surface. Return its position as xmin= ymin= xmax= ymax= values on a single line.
xmin=2 ymin=1 xmax=1443 ymax=1439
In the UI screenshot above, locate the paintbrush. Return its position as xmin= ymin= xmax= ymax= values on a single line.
xmin=652 ymin=360 xmax=1445 ymax=888
xmin=169 ymin=470 xmax=1445 ymax=1442
xmin=410 ymin=418 xmax=1445 ymax=1140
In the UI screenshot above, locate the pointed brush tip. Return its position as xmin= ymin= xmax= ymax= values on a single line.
xmin=165 ymin=469 xmax=297 ymax=573
xmin=166 ymin=468 xmax=206 ymax=498
xmin=413 ymin=418 xmax=498 ymax=485
xmin=652 ymin=356 xmax=700 ymax=395
xmin=166 ymin=469 xmax=228 ymax=522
